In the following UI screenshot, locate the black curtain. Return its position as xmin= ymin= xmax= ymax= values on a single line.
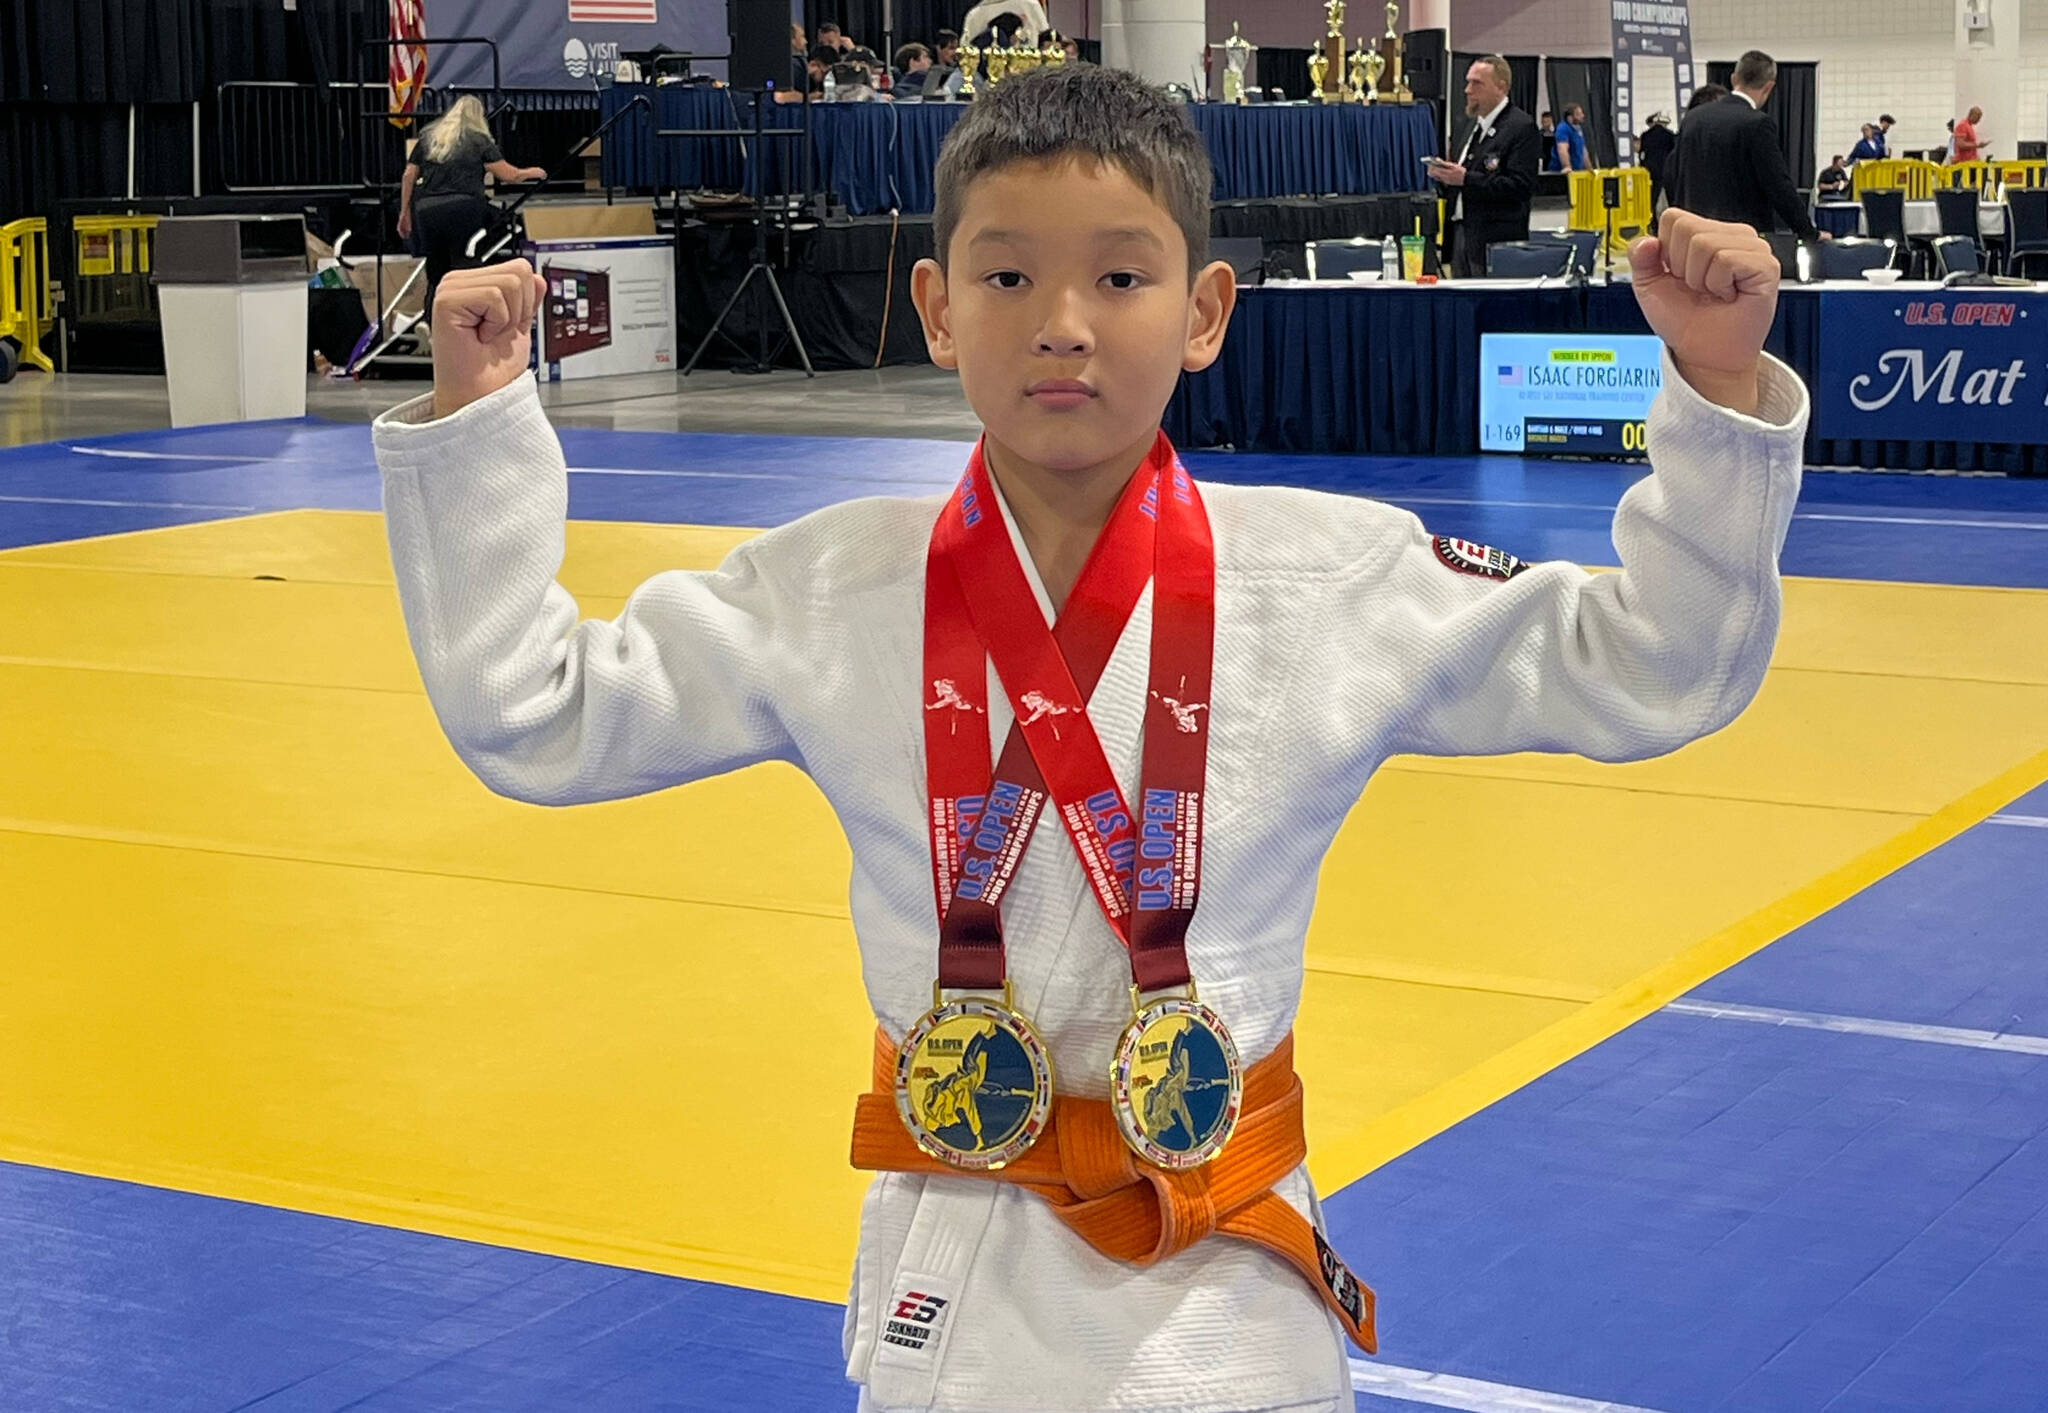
xmin=0 ymin=0 xmax=382 ymax=223
xmin=1255 ymin=46 xmax=1313 ymax=102
xmin=1708 ymin=59 xmax=1816 ymax=189
xmin=1545 ymin=56 xmax=1617 ymax=167
xmin=808 ymin=0 xmax=890 ymax=51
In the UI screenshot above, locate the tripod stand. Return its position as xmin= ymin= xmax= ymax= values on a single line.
xmin=672 ymin=89 xmax=816 ymax=377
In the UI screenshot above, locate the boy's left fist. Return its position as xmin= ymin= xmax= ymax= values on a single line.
xmin=1628 ymin=210 xmax=1778 ymax=416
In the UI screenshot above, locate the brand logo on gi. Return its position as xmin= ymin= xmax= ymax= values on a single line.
xmin=1018 ymin=690 xmax=1077 ymax=739
xmin=881 ymin=1285 xmax=952 ymax=1355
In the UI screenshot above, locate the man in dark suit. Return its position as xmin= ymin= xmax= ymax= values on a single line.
xmin=1426 ymin=54 xmax=1543 ymax=278
xmin=1666 ymin=50 xmax=1821 ymax=242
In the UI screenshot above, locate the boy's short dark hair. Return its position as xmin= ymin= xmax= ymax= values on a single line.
xmin=936 ymin=28 xmax=958 ymax=47
xmin=932 ymin=64 xmax=1212 ymax=276
xmin=810 ymin=44 xmax=839 ymax=65
xmin=895 ymin=42 xmax=930 ymax=71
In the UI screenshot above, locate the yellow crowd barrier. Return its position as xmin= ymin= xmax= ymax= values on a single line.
xmin=1945 ymin=159 xmax=2045 ymax=191
xmin=1852 ymin=158 xmax=1939 ymax=200
xmin=70 ymin=214 xmax=160 ymax=324
xmin=1567 ymin=167 xmax=1654 ymax=253
xmin=0 ymin=217 xmax=58 ymax=375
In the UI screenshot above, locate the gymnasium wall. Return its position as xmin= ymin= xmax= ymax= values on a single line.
xmin=1450 ymin=0 xmax=2048 ymax=175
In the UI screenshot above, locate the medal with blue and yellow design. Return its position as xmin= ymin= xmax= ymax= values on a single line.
xmin=919 ymin=437 xmax=1234 ymax=1170
xmin=1111 ymin=986 xmax=1242 ymax=1169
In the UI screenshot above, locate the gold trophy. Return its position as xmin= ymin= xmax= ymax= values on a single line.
xmin=1321 ymin=0 xmax=1348 ymax=102
xmin=1011 ymin=35 xmax=1040 ymax=76
xmin=958 ymin=37 xmax=981 ymax=96
xmin=1308 ymin=39 xmax=1329 ymax=103
xmin=1221 ymin=22 xmax=1254 ymax=105
xmin=1380 ymin=1 xmax=1413 ymax=103
xmin=1042 ymin=32 xmax=1066 ymax=66
xmin=1362 ymin=47 xmax=1385 ymax=103
xmin=986 ymin=36 xmax=1012 ymax=86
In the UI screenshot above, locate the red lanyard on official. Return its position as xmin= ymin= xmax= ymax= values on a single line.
xmin=923 ymin=431 xmax=1214 ymax=996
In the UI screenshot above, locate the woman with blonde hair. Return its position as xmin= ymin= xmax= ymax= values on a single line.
xmin=398 ymin=95 xmax=547 ymax=308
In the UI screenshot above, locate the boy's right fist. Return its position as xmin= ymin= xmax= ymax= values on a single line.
xmin=432 ymin=259 xmax=546 ymax=420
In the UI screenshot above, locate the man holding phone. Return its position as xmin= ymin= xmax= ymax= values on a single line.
xmin=1425 ymin=54 xmax=1542 ymax=278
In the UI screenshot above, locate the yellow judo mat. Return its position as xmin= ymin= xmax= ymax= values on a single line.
xmin=4 ymin=509 xmax=2047 ymax=1304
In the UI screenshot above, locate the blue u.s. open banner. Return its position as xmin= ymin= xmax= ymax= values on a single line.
xmin=1815 ymin=291 xmax=2048 ymax=444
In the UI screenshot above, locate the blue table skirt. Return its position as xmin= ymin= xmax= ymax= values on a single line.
xmin=1814 ymin=204 xmax=1861 ymax=238
xmin=601 ymin=87 xmax=1440 ymax=214
xmin=1167 ymin=281 xmax=2046 ymax=473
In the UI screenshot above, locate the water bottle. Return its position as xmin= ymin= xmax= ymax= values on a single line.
xmin=1380 ymin=234 xmax=1400 ymax=281
xmin=823 ymin=67 xmax=838 ymax=102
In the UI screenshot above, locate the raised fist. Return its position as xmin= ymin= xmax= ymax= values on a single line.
xmin=431 ymin=259 xmax=546 ymax=420
xmin=1628 ymin=211 xmax=1779 ymax=416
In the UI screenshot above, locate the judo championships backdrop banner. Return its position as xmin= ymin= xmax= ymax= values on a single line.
xmin=1814 ymin=291 xmax=2048 ymax=445
xmin=1609 ymin=0 xmax=1693 ymax=161
xmin=427 ymin=0 xmax=732 ymax=90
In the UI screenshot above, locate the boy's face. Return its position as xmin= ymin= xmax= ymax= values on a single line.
xmin=911 ymin=156 xmax=1234 ymax=475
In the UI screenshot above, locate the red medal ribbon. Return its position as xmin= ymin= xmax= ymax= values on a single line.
xmin=923 ymin=432 xmax=1216 ymax=995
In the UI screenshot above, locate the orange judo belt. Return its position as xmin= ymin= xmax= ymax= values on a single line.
xmin=850 ymin=1027 xmax=1378 ymax=1353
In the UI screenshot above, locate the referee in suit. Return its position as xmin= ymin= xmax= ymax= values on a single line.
xmin=1666 ymin=50 xmax=1822 ymax=242
xmin=1427 ymin=55 xmax=1543 ymax=279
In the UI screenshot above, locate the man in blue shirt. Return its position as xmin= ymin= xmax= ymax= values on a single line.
xmin=1555 ymin=104 xmax=1591 ymax=171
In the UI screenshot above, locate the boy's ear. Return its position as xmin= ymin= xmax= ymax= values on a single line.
xmin=1181 ymin=259 xmax=1238 ymax=374
xmin=910 ymin=257 xmax=957 ymax=370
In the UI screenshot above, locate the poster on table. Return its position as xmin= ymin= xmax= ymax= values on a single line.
xmin=1479 ymin=333 xmax=1664 ymax=456
xmin=1814 ymin=291 xmax=2048 ymax=445
xmin=1609 ymin=0 xmax=1693 ymax=161
xmin=528 ymin=236 xmax=677 ymax=381
xmin=426 ymin=0 xmax=730 ymax=89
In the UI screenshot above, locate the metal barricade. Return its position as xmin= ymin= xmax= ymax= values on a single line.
xmin=0 ymin=217 xmax=58 ymax=375
xmin=1852 ymin=159 xmax=1938 ymax=200
xmin=1567 ymin=167 xmax=1654 ymax=252
xmin=70 ymin=214 xmax=161 ymax=324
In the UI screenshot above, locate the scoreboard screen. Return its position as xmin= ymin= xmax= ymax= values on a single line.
xmin=1478 ymin=333 xmax=1665 ymax=456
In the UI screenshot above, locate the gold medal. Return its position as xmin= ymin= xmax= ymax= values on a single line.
xmin=895 ymin=984 xmax=1054 ymax=1172
xmin=1110 ymin=988 xmax=1242 ymax=1170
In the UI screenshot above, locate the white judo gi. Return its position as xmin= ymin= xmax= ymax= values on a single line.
xmin=371 ymin=352 xmax=1808 ymax=1413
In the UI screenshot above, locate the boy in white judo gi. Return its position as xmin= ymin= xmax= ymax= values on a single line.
xmin=374 ymin=63 xmax=1806 ymax=1413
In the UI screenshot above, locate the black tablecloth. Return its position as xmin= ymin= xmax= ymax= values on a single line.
xmin=602 ymin=87 xmax=1441 ymax=214
xmin=1167 ymin=280 xmax=2048 ymax=472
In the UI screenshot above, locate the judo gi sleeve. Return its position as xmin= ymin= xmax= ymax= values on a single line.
xmin=1372 ymin=349 xmax=1808 ymax=764
xmin=373 ymin=375 xmax=804 ymax=804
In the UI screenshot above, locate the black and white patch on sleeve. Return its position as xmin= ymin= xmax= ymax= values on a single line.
xmin=1431 ymin=535 xmax=1531 ymax=581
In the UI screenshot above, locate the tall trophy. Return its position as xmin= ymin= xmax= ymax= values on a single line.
xmin=1320 ymin=0 xmax=1348 ymax=103
xmin=1378 ymin=2 xmax=1413 ymax=104
xmin=958 ymin=37 xmax=981 ymax=96
xmin=985 ymin=35 xmax=1012 ymax=86
xmin=1012 ymin=35 xmax=1041 ymax=76
xmin=1347 ymin=46 xmax=1380 ymax=104
xmin=1217 ymin=22 xmax=1255 ymax=105
xmin=1308 ymin=40 xmax=1329 ymax=103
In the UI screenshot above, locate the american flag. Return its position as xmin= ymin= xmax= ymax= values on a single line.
xmin=1496 ymin=365 xmax=1523 ymax=385
xmin=388 ymin=0 xmax=428 ymax=129
xmin=569 ymin=0 xmax=659 ymax=19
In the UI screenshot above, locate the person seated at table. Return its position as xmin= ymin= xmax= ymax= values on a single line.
xmin=1556 ymin=105 xmax=1591 ymax=172
xmin=894 ymin=42 xmax=935 ymax=99
xmin=1849 ymin=124 xmax=1883 ymax=164
xmin=928 ymin=30 xmax=966 ymax=98
xmin=817 ymin=20 xmax=854 ymax=55
xmin=1817 ymin=155 xmax=1850 ymax=199
xmin=807 ymin=45 xmax=838 ymax=94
